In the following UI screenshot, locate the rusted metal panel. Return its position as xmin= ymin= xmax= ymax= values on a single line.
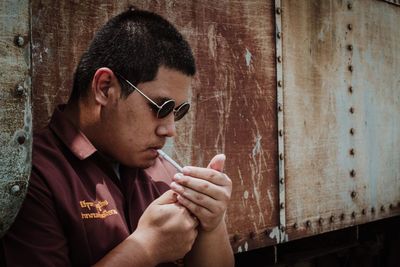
xmin=282 ymin=0 xmax=400 ymax=241
xmin=31 ymin=1 xmax=279 ymax=252
xmin=0 ymin=0 xmax=32 ymax=237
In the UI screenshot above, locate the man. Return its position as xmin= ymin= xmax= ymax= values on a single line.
xmin=1 ymin=8 xmax=234 ymax=267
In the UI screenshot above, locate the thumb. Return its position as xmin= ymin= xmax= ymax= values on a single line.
xmin=154 ymin=190 xmax=178 ymax=205
xmin=207 ymin=154 xmax=226 ymax=172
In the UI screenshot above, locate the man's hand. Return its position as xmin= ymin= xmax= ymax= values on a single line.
xmin=170 ymin=154 xmax=232 ymax=232
xmin=132 ymin=190 xmax=199 ymax=265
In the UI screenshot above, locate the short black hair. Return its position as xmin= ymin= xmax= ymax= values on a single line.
xmin=69 ymin=7 xmax=196 ymax=101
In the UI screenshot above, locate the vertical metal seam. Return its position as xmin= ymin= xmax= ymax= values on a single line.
xmin=275 ymin=0 xmax=286 ymax=244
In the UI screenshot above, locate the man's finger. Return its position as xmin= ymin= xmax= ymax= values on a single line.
xmin=154 ymin=190 xmax=178 ymax=205
xmin=207 ymin=154 xmax=226 ymax=172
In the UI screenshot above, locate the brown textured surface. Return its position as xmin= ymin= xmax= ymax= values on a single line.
xmin=31 ymin=1 xmax=279 ymax=252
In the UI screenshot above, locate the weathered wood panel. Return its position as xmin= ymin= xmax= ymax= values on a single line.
xmin=31 ymin=0 xmax=279 ymax=252
xmin=0 ymin=0 xmax=32 ymax=237
xmin=282 ymin=0 xmax=400 ymax=241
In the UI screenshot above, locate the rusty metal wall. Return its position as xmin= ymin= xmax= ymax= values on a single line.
xmin=31 ymin=0 xmax=279 ymax=252
xmin=282 ymin=0 xmax=400 ymax=241
xmin=0 ymin=0 xmax=32 ymax=237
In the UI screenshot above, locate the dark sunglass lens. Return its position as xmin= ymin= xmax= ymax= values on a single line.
xmin=157 ymin=100 xmax=175 ymax=118
xmin=174 ymin=103 xmax=190 ymax=121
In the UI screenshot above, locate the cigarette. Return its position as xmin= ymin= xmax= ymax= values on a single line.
xmin=157 ymin=149 xmax=183 ymax=173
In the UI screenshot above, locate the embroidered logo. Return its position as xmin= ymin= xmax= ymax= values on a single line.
xmin=80 ymin=200 xmax=118 ymax=219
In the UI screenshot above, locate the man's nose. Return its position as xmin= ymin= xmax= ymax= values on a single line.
xmin=156 ymin=115 xmax=177 ymax=137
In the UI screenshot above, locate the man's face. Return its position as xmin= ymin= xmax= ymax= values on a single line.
xmin=99 ymin=66 xmax=192 ymax=168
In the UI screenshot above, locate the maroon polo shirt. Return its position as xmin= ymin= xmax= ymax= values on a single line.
xmin=1 ymin=105 xmax=180 ymax=267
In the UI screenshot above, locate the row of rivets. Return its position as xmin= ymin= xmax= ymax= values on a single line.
xmin=291 ymin=203 xmax=400 ymax=229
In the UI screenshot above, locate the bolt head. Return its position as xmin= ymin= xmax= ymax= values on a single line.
xmin=350 ymin=169 xmax=356 ymax=177
xmin=348 ymin=86 xmax=353 ymax=93
xmin=14 ymin=35 xmax=25 ymax=47
xmin=293 ymin=223 xmax=298 ymax=229
xmin=351 ymin=191 xmax=357 ymax=198
xmin=348 ymin=3 xmax=353 ymax=10
xmin=306 ymin=220 xmax=312 ymax=228
xmin=278 ymin=80 xmax=283 ymax=87
xmin=348 ymin=24 xmax=353 ymax=31
xmin=280 ymin=203 xmax=285 ymax=209
xmin=276 ymin=7 xmax=282 ymax=15
xmin=277 ymin=32 xmax=281 ymax=39
xmin=11 ymin=184 xmax=20 ymax=195
xmin=351 ymin=211 xmax=356 ymax=218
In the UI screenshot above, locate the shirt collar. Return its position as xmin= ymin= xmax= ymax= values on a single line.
xmin=49 ymin=104 xmax=97 ymax=160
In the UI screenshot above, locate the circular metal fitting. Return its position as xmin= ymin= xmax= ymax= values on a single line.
xmin=350 ymin=169 xmax=356 ymax=177
xmin=10 ymin=184 xmax=20 ymax=195
xmin=348 ymin=65 xmax=353 ymax=72
xmin=362 ymin=209 xmax=366 ymax=215
xmin=280 ymin=202 xmax=285 ymax=209
xmin=278 ymin=104 xmax=283 ymax=112
xmin=279 ymin=178 xmax=284 ymax=184
xmin=277 ymin=80 xmax=283 ymax=87
xmin=277 ymin=32 xmax=281 ymax=39
xmin=350 ymin=128 xmax=355 ymax=135
xmin=351 ymin=191 xmax=357 ymax=198
xmin=330 ymin=215 xmax=335 ymax=223
xmin=279 ymin=129 xmax=283 ymax=137
xmin=318 ymin=218 xmax=324 ymax=225
xmin=276 ymin=7 xmax=282 ymax=15
xmin=306 ymin=220 xmax=312 ymax=228
xmin=348 ymin=3 xmax=353 ymax=10
xmin=15 ymin=84 xmax=25 ymax=96
xmin=279 ymin=153 xmax=284 ymax=160
xmin=14 ymin=35 xmax=25 ymax=47
xmin=351 ymin=211 xmax=356 ymax=218
xmin=17 ymin=135 xmax=26 ymax=145
xmin=349 ymin=148 xmax=355 ymax=156
xmin=340 ymin=213 xmax=345 ymax=220
xmin=277 ymin=56 xmax=282 ymax=63
xmin=293 ymin=223 xmax=298 ymax=229
xmin=348 ymin=44 xmax=353 ymax=51
xmin=349 ymin=107 xmax=354 ymax=113
xmin=348 ymin=86 xmax=353 ymax=93
xmin=348 ymin=24 xmax=353 ymax=31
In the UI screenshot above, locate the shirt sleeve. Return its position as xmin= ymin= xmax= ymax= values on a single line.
xmin=1 ymin=168 xmax=71 ymax=267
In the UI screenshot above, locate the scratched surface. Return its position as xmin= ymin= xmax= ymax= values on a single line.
xmin=31 ymin=1 xmax=279 ymax=252
xmin=0 ymin=0 xmax=32 ymax=237
xmin=282 ymin=0 xmax=400 ymax=241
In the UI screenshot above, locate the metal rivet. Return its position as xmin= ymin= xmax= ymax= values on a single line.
xmin=362 ymin=209 xmax=366 ymax=215
xmin=280 ymin=203 xmax=285 ymax=209
xmin=277 ymin=56 xmax=282 ymax=63
xmin=318 ymin=218 xmax=324 ymax=225
xmin=348 ymin=44 xmax=353 ymax=51
xmin=351 ymin=211 xmax=356 ymax=218
xmin=280 ymin=178 xmax=284 ymax=184
xmin=293 ymin=223 xmax=298 ymax=229
xmin=279 ymin=129 xmax=283 ymax=137
xmin=14 ymin=35 xmax=25 ymax=47
xmin=330 ymin=215 xmax=335 ymax=223
xmin=306 ymin=220 xmax=311 ymax=228
xmin=276 ymin=7 xmax=282 ymax=15
xmin=371 ymin=207 xmax=375 ymax=213
xmin=348 ymin=86 xmax=353 ymax=93
xmin=381 ymin=205 xmax=385 ymax=212
xmin=349 ymin=148 xmax=355 ymax=156
xmin=278 ymin=80 xmax=283 ymax=87
xmin=351 ymin=191 xmax=357 ymax=198
xmin=278 ymin=104 xmax=283 ymax=112
xmin=348 ymin=24 xmax=353 ymax=31
xmin=348 ymin=3 xmax=353 ymax=10
xmin=340 ymin=213 xmax=345 ymax=220
xmin=348 ymin=65 xmax=353 ymax=72
xmin=350 ymin=128 xmax=355 ymax=135
xmin=15 ymin=84 xmax=25 ymax=95
xmin=350 ymin=169 xmax=356 ymax=177
xmin=280 ymin=225 xmax=285 ymax=232
xmin=277 ymin=32 xmax=281 ymax=39
xmin=11 ymin=184 xmax=20 ymax=195
xmin=279 ymin=153 xmax=284 ymax=160
xmin=17 ymin=135 xmax=26 ymax=145
xmin=349 ymin=107 xmax=354 ymax=113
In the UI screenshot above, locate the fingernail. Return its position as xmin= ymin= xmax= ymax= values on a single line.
xmin=174 ymin=173 xmax=183 ymax=180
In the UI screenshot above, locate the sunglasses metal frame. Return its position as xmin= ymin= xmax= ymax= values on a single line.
xmin=115 ymin=72 xmax=190 ymax=121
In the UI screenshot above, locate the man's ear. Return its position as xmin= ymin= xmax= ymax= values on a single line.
xmin=91 ymin=67 xmax=117 ymax=106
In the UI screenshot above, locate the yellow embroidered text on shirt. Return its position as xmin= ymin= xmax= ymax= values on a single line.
xmin=80 ymin=200 xmax=118 ymax=219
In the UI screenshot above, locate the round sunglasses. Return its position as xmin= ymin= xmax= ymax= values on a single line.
xmin=115 ymin=72 xmax=190 ymax=121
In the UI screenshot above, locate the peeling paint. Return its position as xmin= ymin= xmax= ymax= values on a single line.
xmin=245 ymin=48 xmax=252 ymax=67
